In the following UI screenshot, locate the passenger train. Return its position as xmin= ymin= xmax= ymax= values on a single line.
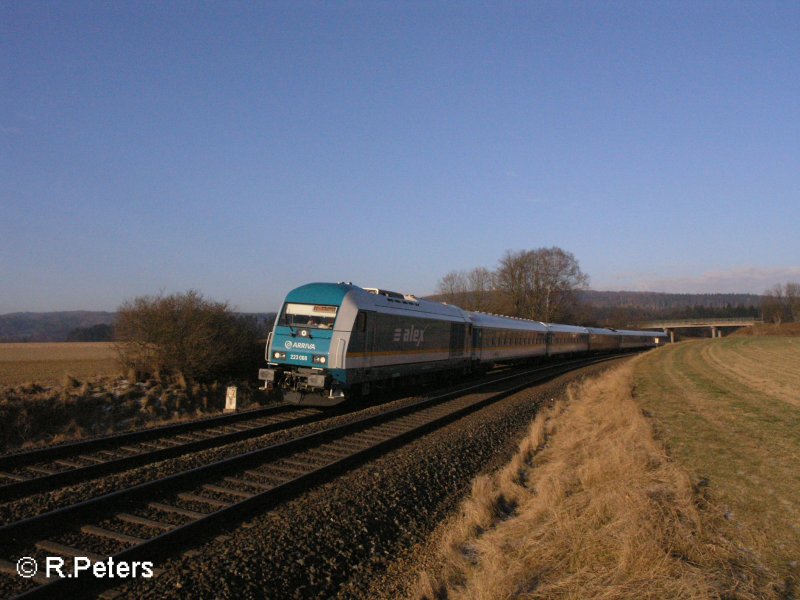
xmin=259 ymin=282 xmax=667 ymax=406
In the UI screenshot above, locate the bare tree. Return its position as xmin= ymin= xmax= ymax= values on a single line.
xmin=495 ymin=250 xmax=531 ymax=317
xmin=761 ymin=284 xmax=788 ymax=324
xmin=495 ymin=247 xmax=589 ymax=321
xmin=785 ymin=282 xmax=800 ymax=322
xmin=531 ymin=247 xmax=590 ymax=322
xmin=436 ymin=271 xmax=469 ymax=307
xmin=437 ymin=268 xmax=498 ymax=311
xmin=465 ymin=267 xmax=496 ymax=312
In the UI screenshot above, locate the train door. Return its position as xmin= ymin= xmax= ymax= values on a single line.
xmin=363 ymin=311 xmax=376 ymax=369
xmin=449 ymin=322 xmax=466 ymax=358
xmin=472 ymin=326 xmax=483 ymax=361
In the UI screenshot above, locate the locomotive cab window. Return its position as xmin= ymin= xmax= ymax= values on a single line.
xmin=278 ymin=303 xmax=338 ymax=329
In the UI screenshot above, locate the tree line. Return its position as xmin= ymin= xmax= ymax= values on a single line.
xmin=66 ymin=323 xmax=114 ymax=342
xmin=435 ymin=247 xmax=788 ymax=328
xmin=436 ymin=247 xmax=589 ymax=323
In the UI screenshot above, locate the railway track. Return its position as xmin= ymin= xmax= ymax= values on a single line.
xmin=0 ymin=403 xmax=332 ymax=502
xmin=0 ymin=366 xmax=526 ymax=505
xmin=0 ymin=355 xmax=621 ymax=599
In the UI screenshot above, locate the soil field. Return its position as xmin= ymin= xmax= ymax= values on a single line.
xmin=0 ymin=342 xmax=119 ymax=386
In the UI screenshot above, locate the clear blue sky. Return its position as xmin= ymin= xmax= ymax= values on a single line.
xmin=2 ymin=1 xmax=799 ymax=313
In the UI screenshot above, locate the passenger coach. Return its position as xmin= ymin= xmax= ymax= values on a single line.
xmin=468 ymin=312 xmax=548 ymax=364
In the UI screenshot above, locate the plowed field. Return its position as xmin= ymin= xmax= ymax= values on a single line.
xmin=0 ymin=342 xmax=119 ymax=386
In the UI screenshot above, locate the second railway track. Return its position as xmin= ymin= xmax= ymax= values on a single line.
xmin=0 ymin=355 xmax=622 ymax=599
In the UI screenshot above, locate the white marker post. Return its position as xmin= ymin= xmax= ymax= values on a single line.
xmin=225 ymin=386 xmax=238 ymax=412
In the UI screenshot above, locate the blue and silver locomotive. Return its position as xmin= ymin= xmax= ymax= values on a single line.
xmin=259 ymin=282 xmax=472 ymax=405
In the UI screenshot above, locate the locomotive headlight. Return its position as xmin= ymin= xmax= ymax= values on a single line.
xmin=312 ymin=355 xmax=327 ymax=364
xmin=273 ymin=351 xmax=286 ymax=359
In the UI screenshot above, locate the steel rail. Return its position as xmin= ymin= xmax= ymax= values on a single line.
xmin=0 ymin=405 xmax=328 ymax=502
xmin=0 ymin=403 xmax=298 ymax=470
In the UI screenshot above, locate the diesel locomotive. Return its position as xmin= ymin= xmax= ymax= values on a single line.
xmin=258 ymin=282 xmax=666 ymax=405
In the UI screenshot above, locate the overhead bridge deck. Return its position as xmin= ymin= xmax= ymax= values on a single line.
xmin=637 ymin=317 xmax=763 ymax=342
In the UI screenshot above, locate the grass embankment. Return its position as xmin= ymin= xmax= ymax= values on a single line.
xmin=0 ymin=342 xmax=119 ymax=386
xmin=416 ymin=339 xmax=798 ymax=599
xmin=635 ymin=337 xmax=799 ymax=591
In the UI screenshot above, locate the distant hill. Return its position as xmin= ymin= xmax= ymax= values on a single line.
xmin=0 ymin=311 xmax=276 ymax=342
xmin=579 ymin=290 xmax=762 ymax=325
xmin=0 ymin=311 xmax=116 ymax=342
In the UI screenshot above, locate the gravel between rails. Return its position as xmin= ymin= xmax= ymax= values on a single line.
xmin=98 ymin=360 xmax=623 ymax=600
xmin=0 ymin=395 xmax=432 ymax=527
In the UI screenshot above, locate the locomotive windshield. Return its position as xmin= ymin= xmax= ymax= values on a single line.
xmin=278 ymin=303 xmax=338 ymax=329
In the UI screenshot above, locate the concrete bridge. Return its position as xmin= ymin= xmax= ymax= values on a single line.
xmin=637 ymin=317 xmax=763 ymax=342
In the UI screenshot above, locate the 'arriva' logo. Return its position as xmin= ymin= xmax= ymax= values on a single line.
xmin=284 ymin=340 xmax=317 ymax=350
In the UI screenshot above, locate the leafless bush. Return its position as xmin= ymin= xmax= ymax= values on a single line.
xmin=114 ymin=290 xmax=261 ymax=383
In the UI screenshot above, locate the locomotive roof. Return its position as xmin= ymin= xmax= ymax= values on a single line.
xmin=352 ymin=286 xmax=467 ymax=319
xmin=283 ymin=282 xmax=468 ymax=320
xmin=284 ymin=282 xmax=355 ymax=306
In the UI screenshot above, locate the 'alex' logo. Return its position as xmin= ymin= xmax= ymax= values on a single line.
xmin=393 ymin=326 xmax=425 ymax=346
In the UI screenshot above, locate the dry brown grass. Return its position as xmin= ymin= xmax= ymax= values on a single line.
xmin=0 ymin=342 xmax=120 ymax=386
xmin=415 ymin=359 xmax=780 ymax=599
